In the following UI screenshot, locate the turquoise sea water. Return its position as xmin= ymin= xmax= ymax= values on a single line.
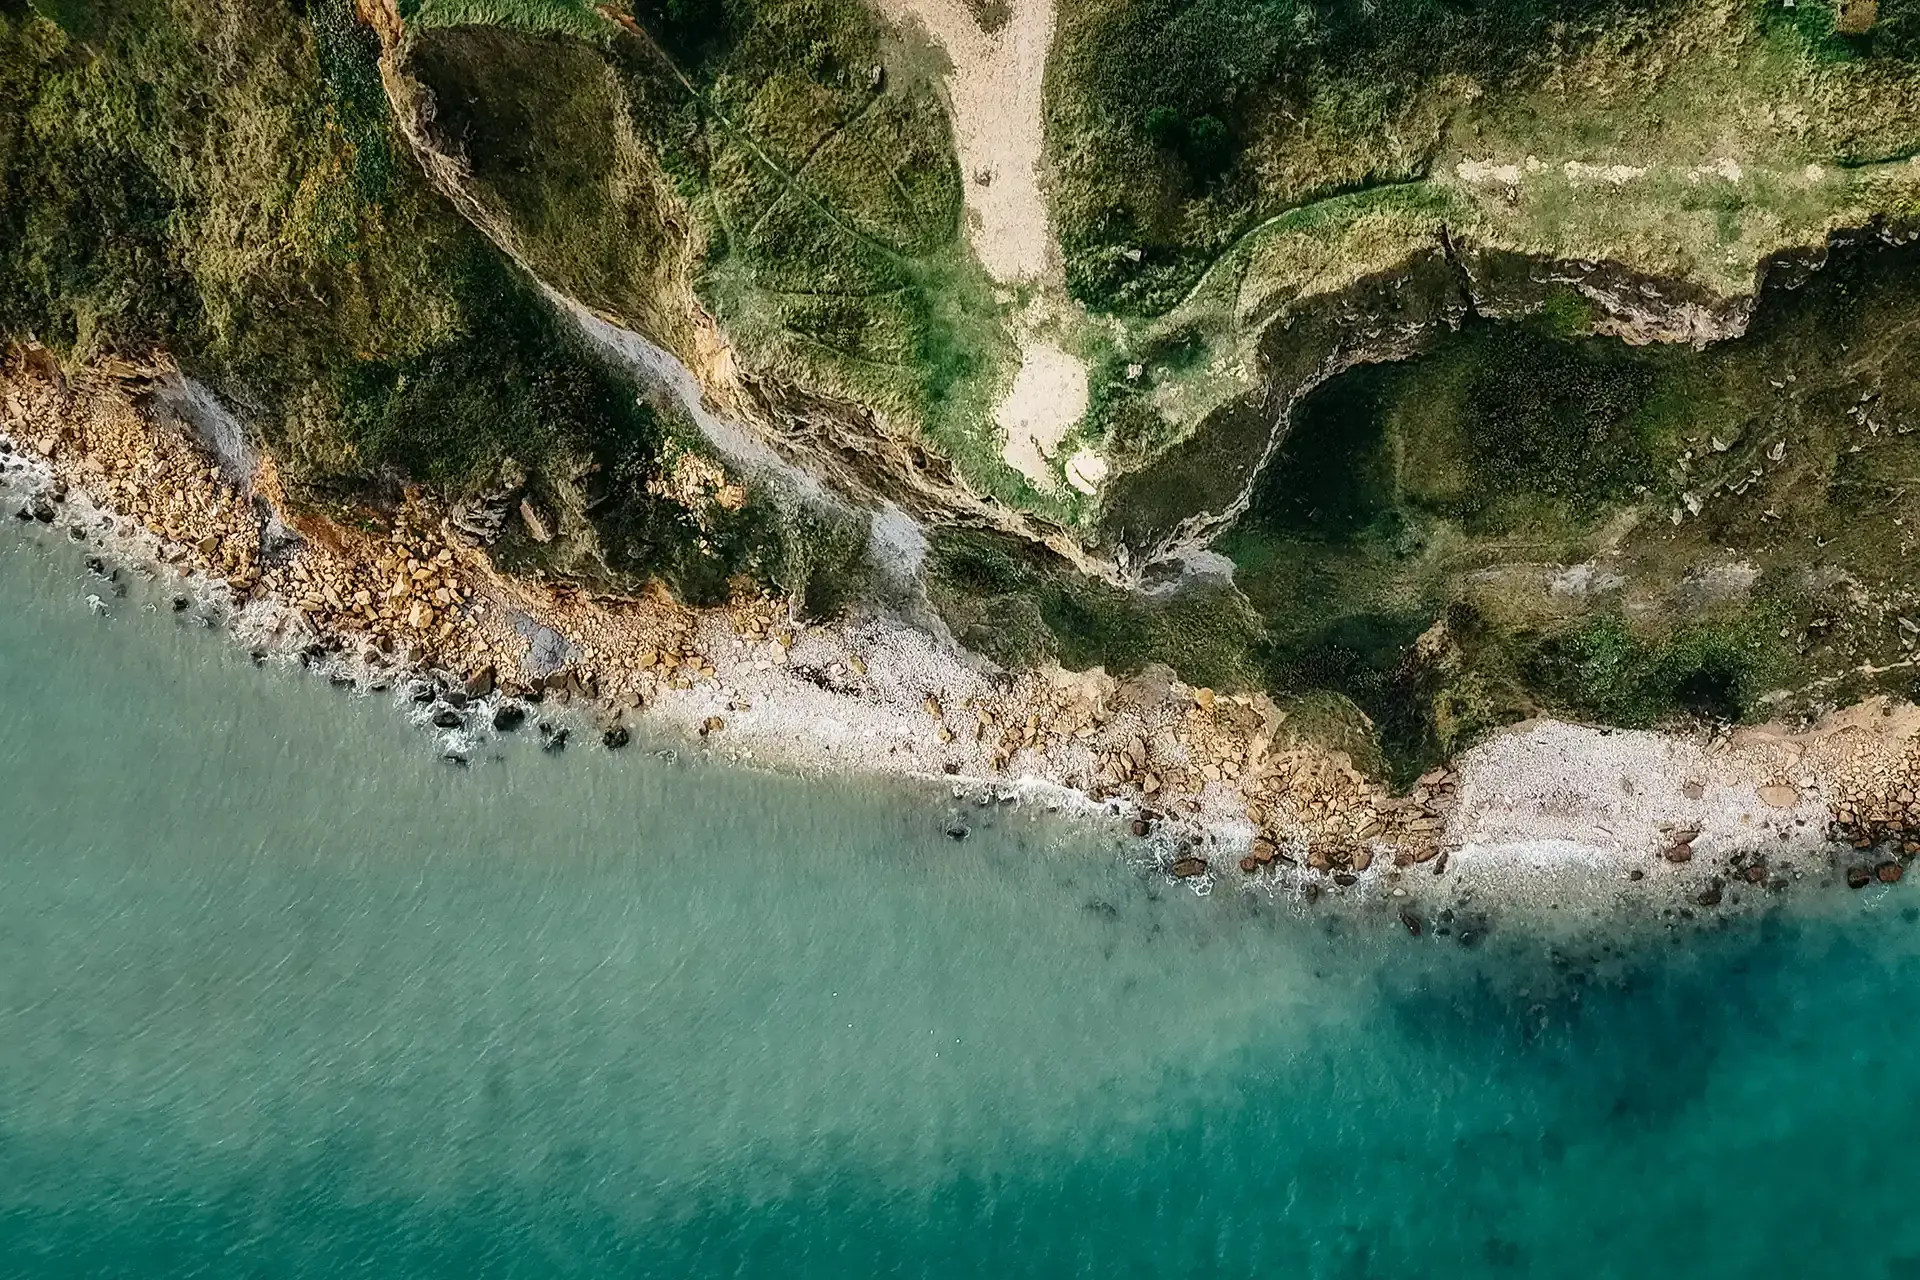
xmin=2 ymin=514 xmax=1919 ymax=1278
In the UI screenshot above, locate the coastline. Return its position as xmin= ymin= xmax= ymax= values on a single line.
xmin=2 ymin=350 xmax=1917 ymax=922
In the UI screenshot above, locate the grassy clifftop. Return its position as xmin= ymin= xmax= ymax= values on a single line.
xmin=4 ymin=0 xmax=1918 ymax=785
xmin=396 ymin=2 xmax=1038 ymax=516
xmin=0 ymin=0 xmax=840 ymax=605
xmin=1047 ymin=0 xmax=1920 ymax=317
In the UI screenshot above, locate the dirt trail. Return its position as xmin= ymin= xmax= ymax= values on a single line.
xmin=875 ymin=0 xmax=1095 ymax=493
xmin=875 ymin=0 xmax=1055 ymax=284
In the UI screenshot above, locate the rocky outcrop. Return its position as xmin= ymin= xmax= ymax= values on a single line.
xmin=1096 ymin=248 xmax=1469 ymax=568
xmin=449 ymin=458 xmax=528 ymax=546
xmin=1455 ymin=242 xmax=1761 ymax=349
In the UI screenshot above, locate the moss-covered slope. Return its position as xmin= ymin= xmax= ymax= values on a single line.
xmin=0 ymin=0 xmax=854 ymax=604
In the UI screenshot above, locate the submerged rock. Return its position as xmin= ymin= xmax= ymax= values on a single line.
xmin=491 ymin=703 xmax=526 ymax=732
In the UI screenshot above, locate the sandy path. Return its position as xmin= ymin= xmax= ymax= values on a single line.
xmin=876 ymin=0 xmax=1055 ymax=284
xmin=874 ymin=0 xmax=1095 ymax=492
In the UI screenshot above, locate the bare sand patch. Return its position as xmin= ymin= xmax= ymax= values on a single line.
xmin=994 ymin=341 xmax=1088 ymax=492
xmin=1064 ymin=448 xmax=1108 ymax=495
xmin=874 ymin=0 xmax=1055 ymax=284
xmin=874 ymin=0 xmax=1103 ymax=496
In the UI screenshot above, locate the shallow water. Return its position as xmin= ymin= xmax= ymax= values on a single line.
xmin=2 ymin=516 xmax=1918 ymax=1278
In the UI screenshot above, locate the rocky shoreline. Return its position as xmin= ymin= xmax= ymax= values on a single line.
xmin=3 ymin=347 xmax=1918 ymax=927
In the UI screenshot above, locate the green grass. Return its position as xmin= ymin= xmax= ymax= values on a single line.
xmin=1047 ymin=0 xmax=1920 ymax=317
xmin=0 ymin=0 xmax=806 ymax=605
xmin=1204 ymin=231 xmax=1920 ymax=778
xmin=403 ymin=0 xmax=614 ymax=40
xmin=926 ymin=529 xmax=1263 ymax=688
xmin=402 ymin=0 xmax=1041 ymax=517
xmin=1044 ymin=0 xmax=1662 ymax=313
xmin=1526 ymin=611 xmax=1795 ymax=728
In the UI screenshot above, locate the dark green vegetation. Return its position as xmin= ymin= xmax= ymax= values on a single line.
xmin=1092 ymin=247 xmax=1465 ymax=555
xmin=0 ymin=0 xmax=854 ymax=606
xmin=923 ymin=239 xmax=1920 ymax=786
xmin=927 ymin=529 xmax=1263 ymax=689
xmin=404 ymin=0 xmax=612 ymax=41
xmin=1765 ymin=0 xmax=1920 ymax=61
xmin=1046 ymin=0 xmax=1920 ymax=315
xmin=1216 ymin=236 xmax=1920 ymax=781
xmin=1046 ymin=0 xmax=1643 ymax=311
xmin=400 ymin=0 xmax=1029 ymax=509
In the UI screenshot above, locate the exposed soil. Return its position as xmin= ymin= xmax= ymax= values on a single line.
xmin=871 ymin=0 xmax=1101 ymax=493
xmin=994 ymin=340 xmax=1088 ymax=492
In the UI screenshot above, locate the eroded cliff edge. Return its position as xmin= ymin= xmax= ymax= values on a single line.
xmin=3 ymin=0 xmax=1918 ymax=830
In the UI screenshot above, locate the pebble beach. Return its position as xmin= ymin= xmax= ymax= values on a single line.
xmin=4 ymin=346 xmax=1917 ymax=922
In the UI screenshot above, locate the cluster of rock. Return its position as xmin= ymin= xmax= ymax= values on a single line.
xmin=4 ymin=367 xmax=262 ymax=589
xmin=1830 ymin=775 xmax=1920 ymax=857
xmin=1829 ymin=750 xmax=1920 ymax=887
xmin=10 ymin=351 xmax=1920 ymax=922
xmin=883 ymin=665 xmax=1478 ymax=891
xmin=264 ymin=506 xmax=474 ymax=657
xmin=1079 ymin=683 xmax=1461 ymax=887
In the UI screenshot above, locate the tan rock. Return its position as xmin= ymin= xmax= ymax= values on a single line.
xmin=1758 ymin=784 xmax=1801 ymax=809
xmin=519 ymin=498 xmax=552 ymax=543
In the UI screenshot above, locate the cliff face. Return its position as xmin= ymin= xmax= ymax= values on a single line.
xmin=4 ymin=0 xmax=1919 ymax=783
